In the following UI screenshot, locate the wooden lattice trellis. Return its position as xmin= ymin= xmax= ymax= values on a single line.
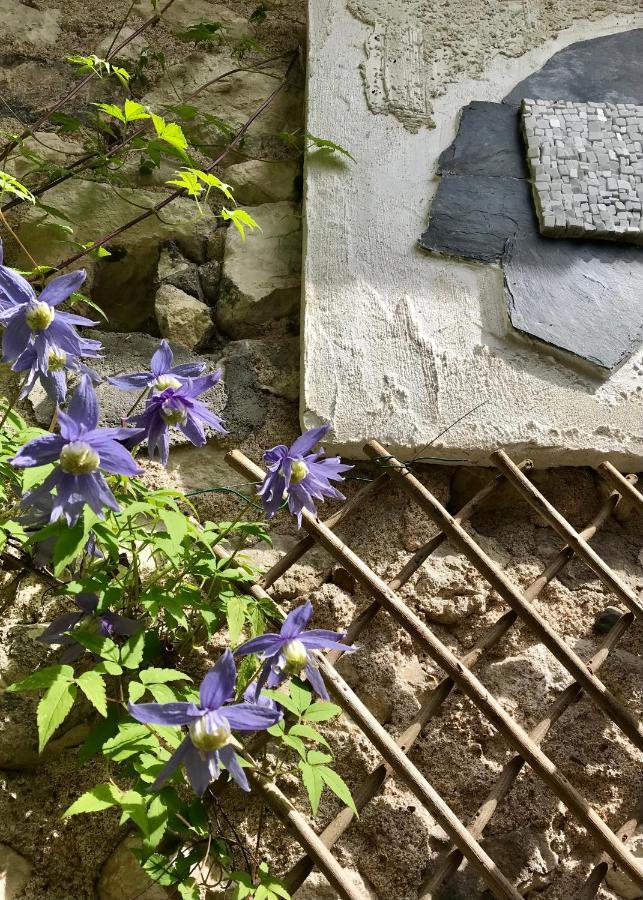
xmin=210 ymin=441 xmax=643 ymax=900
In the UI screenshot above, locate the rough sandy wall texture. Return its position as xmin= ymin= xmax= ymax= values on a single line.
xmin=347 ymin=0 xmax=643 ymax=132
xmin=302 ymin=2 xmax=643 ymax=466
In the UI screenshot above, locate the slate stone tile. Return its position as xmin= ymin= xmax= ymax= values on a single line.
xmin=437 ymin=101 xmax=529 ymax=178
xmin=504 ymin=232 xmax=643 ymax=369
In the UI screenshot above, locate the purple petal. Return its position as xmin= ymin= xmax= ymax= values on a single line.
xmin=0 ymin=265 xmax=34 ymax=306
xmin=128 ymin=701 xmax=202 ymax=726
xmin=67 ymin=375 xmax=99 ymax=431
xmin=304 ymin=662 xmax=329 ymax=700
xmin=298 ymin=629 xmax=354 ymax=652
xmin=281 ymin=602 xmax=313 ymax=639
xmin=199 ymin=649 xmax=236 ymax=710
xmin=150 ymin=736 xmax=192 ymax=792
xmin=223 ymin=702 xmax=283 ymax=732
xmin=38 ymin=611 xmax=84 ymax=644
xmin=234 ymin=633 xmax=283 ymax=658
xmin=108 ymin=373 xmax=152 ymax=391
xmin=150 ymin=340 xmax=173 ymax=376
xmin=289 ymin=423 xmax=331 ymax=458
xmin=74 ymin=594 xmax=99 ymax=614
xmin=186 ymin=400 xmax=226 ymax=434
xmin=100 ymin=611 xmax=141 ymax=637
xmin=2 ymin=314 xmax=32 ymax=362
xmin=89 ymin=436 xmax=142 ymax=476
xmin=218 ymin=745 xmax=249 ymax=792
xmin=184 ymin=742 xmax=217 ymax=796
xmin=179 ymin=413 xmax=206 ymax=448
xmin=257 ymin=470 xmax=286 ymax=518
xmin=10 ymin=433 xmax=64 ymax=468
xmin=181 ymin=370 xmax=221 ymax=398
xmin=170 ymin=362 xmax=206 ymax=379
xmin=39 ymin=270 xmax=86 ymax=307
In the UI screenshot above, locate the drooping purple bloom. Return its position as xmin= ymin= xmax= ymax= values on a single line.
xmin=11 ymin=340 xmax=102 ymax=405
xmin=235 ymin=601 xmax=353 ymax=700
xmin=108 ymin=338 xmax=206 ymax=393
xmin=10 ymin=375 xmax=144 ymax=525
xmin=38 ymin=593 xmax=140 ymax=662
xmin=258 ymin=424 xmax=352 ymax=527
xmin=128 ymin=372 xmax=226 ymax=466
xmin=128 ymin=650 xmax=282 ymax=795
xmin=0 ymin=260 xmax=97 ymax=366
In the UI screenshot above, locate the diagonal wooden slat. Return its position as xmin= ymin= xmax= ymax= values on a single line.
xmin=365 ymin=440 xmax=643 ymax=753
xmin=597 ymin=460 xmax=643 ymax=515
xmin=226 ymin=448 xmax=643 ymax=889
xmin=577 ymin=797 xmax=643 ymax=900
xmin=282 ymin=479 xmax=629 ymax=895
xmin=491 ymin=449 xmax=643 ymax=620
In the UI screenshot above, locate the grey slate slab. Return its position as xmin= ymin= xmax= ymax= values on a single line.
xmin=504 ymin=233 xmax=643 ymax=370
xmin=419 ymin=29 xmax=643 ymax=370
xmin=503 ymin=29 xmax=643 ymax=107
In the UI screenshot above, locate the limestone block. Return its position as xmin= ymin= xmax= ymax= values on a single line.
xmin=98 ymin=836 xmax=167 ymax=900
xmin=198 ymin=259 xmax=222 ymax=304
xmin=17 ymin=180 xmax=205 ymax=332
xmin=0 ymin=843 xmax=32 ymax=900
xmin=226 ymin=159 xmax=300 ymax=205
xmin=0 ymin=0 xmax=60 ymax=46
xmin=157 ymin=243 xmax=202 ymax=299
xmin=217 ymin=201 xmax=301 ymax=337
xmin=155 ymin=284 xmax=213 ymax=350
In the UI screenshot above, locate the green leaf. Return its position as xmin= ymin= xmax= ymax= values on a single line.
xmin=73 ymin=632 xmax=120 ymax=662
xmin=119 ymin=789 xmax=150 ymax=835
xmin=52 ymin=512 xmax=95 ymax=574
xmin=298 ymin=761 xmax=323 ymax=816
xmin=152 ymin=114 xmax=188 ymax=154
xmin=288 ymin=724 xmax=330 ymax=748
xmin=158 ymin=508 xmax=188 ymax=556
xmin=139 ymin=668 xmax=191 ymax=685
xmin=306 ymin=132 xmax=355 ymax=162
xmin=50 ymin=111 xmax=81 ymax=132
xmin=289 ymin=680 xmax=312 ymax=715
xmin=177 ymin=881 xmax=199 ymax=900
xmin=226 ymin=595 xmax=246 ymax=646
xmin=178 ymin=19 xmax=224 ymax=43
xmin=92 ymin=660 xmax=123 ymax=676
xmin=63 ymin=783 xmax=122 ymax=817
xmin=7 ymin=664 xmax=73 ymax=693
xmin=146 ymin=793 xmax=169 ymax=849
xmin=318 ymin=766 xmax=358 ymax=816
xmin=94 ymin=102 xmax=126 ymax=123
xmin=124 ymin=99 xmax=150 ymax=122
xmin=302 ymin=701 xmax=341 ymax=723
xmin=76 ymin=671 xmax=107 ymax=716
xmin=103 ymin=723 xmax=159 ymax=761
xmin=120 ymin=631 xmax=146 ymax=669
xmin=128 ymin=681 xmax=146 ymax=703
xmin=37 ymin=678 xmax=77 ymax=752
xmin=0 ymin=170 xmax=35 ymax=203
xmin=220 ymin=207 xmax=260 ymax=241
xmin=77 ymin=709 xmax=120 ymax=763
xmin=262 ymin=690 xmax=300 ymax=716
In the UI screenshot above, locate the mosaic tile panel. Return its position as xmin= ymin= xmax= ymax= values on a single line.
xmin=522 ymin=98 xmax=643 ymax=244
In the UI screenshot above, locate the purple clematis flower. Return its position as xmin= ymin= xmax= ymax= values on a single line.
xmin=10 ymin=375 xmax=144 ymax=525
xmin=128 ymin=650 xmax=282 ymax=796
xmin=235 ymin=601 xmax=354 ymax=700
xmin=258 ymin=424 xmax=352 ymax=527
xmin=12 ymin=340 xmax=102 ymax=405
xmin=128 ymin=372 xmax=226 ymax=466
xmin=0 ymin=260 xmax=97 ymax=366
xmin=38 ymin=593 xmax=140 ymax=663
xmin=108 ymin=338 xmax=206 ymax=393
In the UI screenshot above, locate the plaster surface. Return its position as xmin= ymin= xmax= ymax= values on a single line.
xmin=302 ymin=1 xmax=643 ymax=466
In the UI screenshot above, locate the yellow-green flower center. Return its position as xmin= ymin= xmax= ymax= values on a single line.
xmin=160 ymin=403 xmax=188 ymax=426
xmin=154 ymin=374 xmax=181 ymax=391
xmin=60 ymin=441 xmax=100 ymax=475
xmin=48 ymin=348 xmax=67 ymax=371
xmin=290 ymin=460 xmax=309 ymax=485
xmin=282 ymin=638 xmax=308 ymax=674
xmin=25 ymin=301 xmax=55 ymax=332
xmin=189 ymin=716 xmax=231 ymax=752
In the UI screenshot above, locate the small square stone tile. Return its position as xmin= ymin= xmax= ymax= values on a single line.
xmin=522 ymin=98 xmax=643 ymax=244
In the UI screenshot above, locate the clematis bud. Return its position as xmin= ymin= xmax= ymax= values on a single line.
xmin=190 ymin=713 xmax=231 ymax=752
xmin=25 ymin=301 xmax=55 ymax=331
xmin=60 ymin=441 xmax=100 ymax=475
xmin=282 ymin=638 xmax=308 ymax=674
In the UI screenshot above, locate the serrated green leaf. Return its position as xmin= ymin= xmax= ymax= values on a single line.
xmin=220 ymin=207 xmax=260 ymax=241
xmin=262 ymin=690 xmax=300 ymax=716
xmin=94 ymin=102 xmax=126 ymax=123
xmin=76 ymin=671 xmax=107 ymax=716
xmin=128 ymin=681 xmax=146 ymax=703
xmin=119 ymin=789 xmax=150 ymax=835
xmin=103 ymin=723 xmax=158 ymax=760
xmin=63 ymin=783 xmax=122 ymax=817
xmin=298 ymin=761 xmax=323 ymax=816
xmin=148 ymin=683 xmax=181 ymax=703
xmin=145 ymin=793 xmax=169 ymax=849
xmin=124 ymin=99 xmax=150 ymax=122
xmin=139 ymin=668 xmax=191 ymax=685
xmin=318 ymin=766 xmax=358 ymax=816
xmin=289 ymin=680 xmax=312 ymax=715
xmin=73 ymin=632 xmax=120 ymax=662
xmin=93 ymin=660 xmax=123 ymax=676
xmin=226 ymin=595 xmax=245 ymax=646
xmin=21 ymin=463 xmax=54 ymax=493
xmin=302 ymin=701 xmax=341 ymax=723
xmin=177 ymin=881 xmax=199 ymax=900
xmin=7 ymin=664 xmax=74 ymax=693
xmin=37 ymin=678 xmax=77 ymax=752
xmin=288 ymin=723 xmax=330 ymax=748
xmin=120 ymin=631 xmax=146 ymax=669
